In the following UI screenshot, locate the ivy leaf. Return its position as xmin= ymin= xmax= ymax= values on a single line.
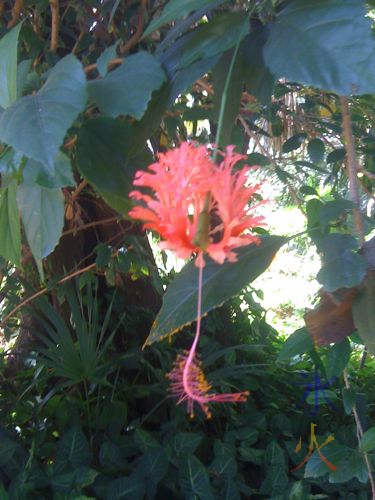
xmin=88 ymin=52 xmax=166 ymax=120
xmin=0 ymin=180 xmax=21 ymax=266
xmin=0 ymin=23 xmax=22 ymax=109
xmin=145 ymin=235 xmax=286 ymax=345
xmin=264 ymin=0 xmax=375 ymax=95
xmin=17 ymin=184 xmax=64 ymax=261
xmin=55 ymin=427 xmax=92 ymax=473
xmin=179 ymin=455 xmax=215 ymax=500
xmin=105 ymin=476 xmax=146 ymax=500
xmin=0 ymin=54 xmax=87 ymax=171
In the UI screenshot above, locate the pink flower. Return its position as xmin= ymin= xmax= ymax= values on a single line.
xmin=167 ymin=350 xmax=249 ymax=418
xmin=129 ymin=142 xmax=265 ymax=265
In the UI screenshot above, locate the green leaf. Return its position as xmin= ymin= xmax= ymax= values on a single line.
xmin=342 ymin=387 xmax=356 ymax=415
xmin=136 ymin=447 xmax=169 ymax=499
xmin=247 ymin=153 xmax=271 ymax=166
xmin=105 ymin=475 xmax=145 ymax=500
xmin=55 ymin=427 xmax=92 ymax=472
xmin=0 ymin=180 xmax=21 ymax=266
xmin=327 ymin=148 xmax=346 ymax=164
xmin=241 ymin=26 xmax=275 ymax=104
xmin=264 ymin=0 xmax=375 ymax=95
xmin=359 ymin=427 xmax=375 ymax=452
xmin=352 ymin=272 xmax=375 ymax=355
xmin=0 ymin=23 xmax=22 ymax=109
xmin=325 ymin=338 xmax=351 ymax=379
xmin=16 ymin=59 xmax=31 ymax=98
xmin=88 ymin=52 xmax=166 ymax=120
xmin=0 ymin=54 xmax=87 ymax=170
xmin=179 ymin=455 xmax=215 ymax=500
xmin=328 ymin=449 xmax=367 ymax=483
xmin=96 ymin=41 xmax=120 ymax=76
xmin=23 ymin=151 xmax=75 ymax=188
xmin=282 ymin=133 xmax=307 ymax=154
xmin=319 ymin=199 xmax=354 ymax=231
xmin=305 ymin=389 xmax=338 ymax=406
xmin=304 ymin=440 xmax=344 ymax=478
xmin=178 ymin=13 xmax=249 ymax=70
xmin=307 ymin=139 xmax=325 ymax=163
xmin=299 ymin=186 xmax=318 ymax=197
xmin=143 ymin=0 xmax=222 ymax=38
xmin=212 ymin=48 xmax=244 ymax=147
xmin=211 ymin=441 xmax=237 ymax=479
xmin=172 ymin=433 xmax=204 ymax=458
xmin=277 ymin=327 xmax=313 ymax=361
xmin=17 ymin=184 xmax=64 ymax=260
xmin=76 ymin=118 xmax=152 ymax=214
xmin=260 ymin=442 xmax=288 ymax=495
xmin=146 ymin=235 xmax=286 ymax=345
xmin=317 ymin=234 xmax=368 ymax=292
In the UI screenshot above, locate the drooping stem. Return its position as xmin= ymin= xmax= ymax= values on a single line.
xmin=182 ymin=260 xmax=204 ymax=396
xmin=339 ymin=96 xmax=365 ymax=245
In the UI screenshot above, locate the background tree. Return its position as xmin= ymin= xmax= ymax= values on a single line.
xmin=0 ymin=0 xmax=374 ymax=498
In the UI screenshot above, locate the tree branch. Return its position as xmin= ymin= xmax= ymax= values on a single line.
xmin=7 ymin=0 xmax=23 ymax=28
xmin=339 ymin=96 xmax=365 ymax=245
xmin=49 ymin=0 xmax=59 ymax=52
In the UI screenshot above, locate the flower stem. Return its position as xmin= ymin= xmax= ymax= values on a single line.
xmin=182 ymin=259 xmax=204 ymax=396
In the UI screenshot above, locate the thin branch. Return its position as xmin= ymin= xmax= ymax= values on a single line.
xmin=344 ymin=369 xmax=375 ymax=498
xmin=0 ymin=262 xmax=97 ymax=329
xmin=49 ymin=0 xmax=59 ymax=52
xmin=61 ymin=216 xmax=119 ymax=238
xmin=7 ymin=0 xmax=23 ymax=28
xmin=84 ymin=57 xmax=123 ymax=75
xmin=71 ymin=180 xmax=88 ymax=203
xmin=339 ymin=96 xmax=365 ymax=245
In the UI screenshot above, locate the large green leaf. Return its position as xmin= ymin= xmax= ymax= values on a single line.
xmin=212 ymin=48 xmax=244 ymax=147
xmin=143 ymin=0 xmax=221 ymax=38
xmin=145 ymin=235 xmax=286 ymax=345
xmin=352 ymin=272 xmax=375 ymax=355
xmin=0 ymin=180 xmax=21 ymax=266
xmin=23 ymin=151 xmax=75 ymax=189
xmin=179 ymin=455 xmax=215 ymax=500
xmin=264 ymin=0 xmax=375 ymax=95
xmin=88 ymin=52 xmax=166 ymax=120
xmin=277 ymin=327 xmax=313 ymax=361
xmin=241 ymin=26 xmax=275 ymax=105
xmin=76 ymin=118 xmax=152 ymax=215
xmin=17 ymin=184 xmax=64 ymax=260
xmin=0 ymin=54 xmax=86 ymax=171
xmin=0 ymin=23 xmax=22 ymax=109
xmin=177 ymin=13 xmax=249 ymax=70
xmin=317 ymin=234 xmax=368 ymax=292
